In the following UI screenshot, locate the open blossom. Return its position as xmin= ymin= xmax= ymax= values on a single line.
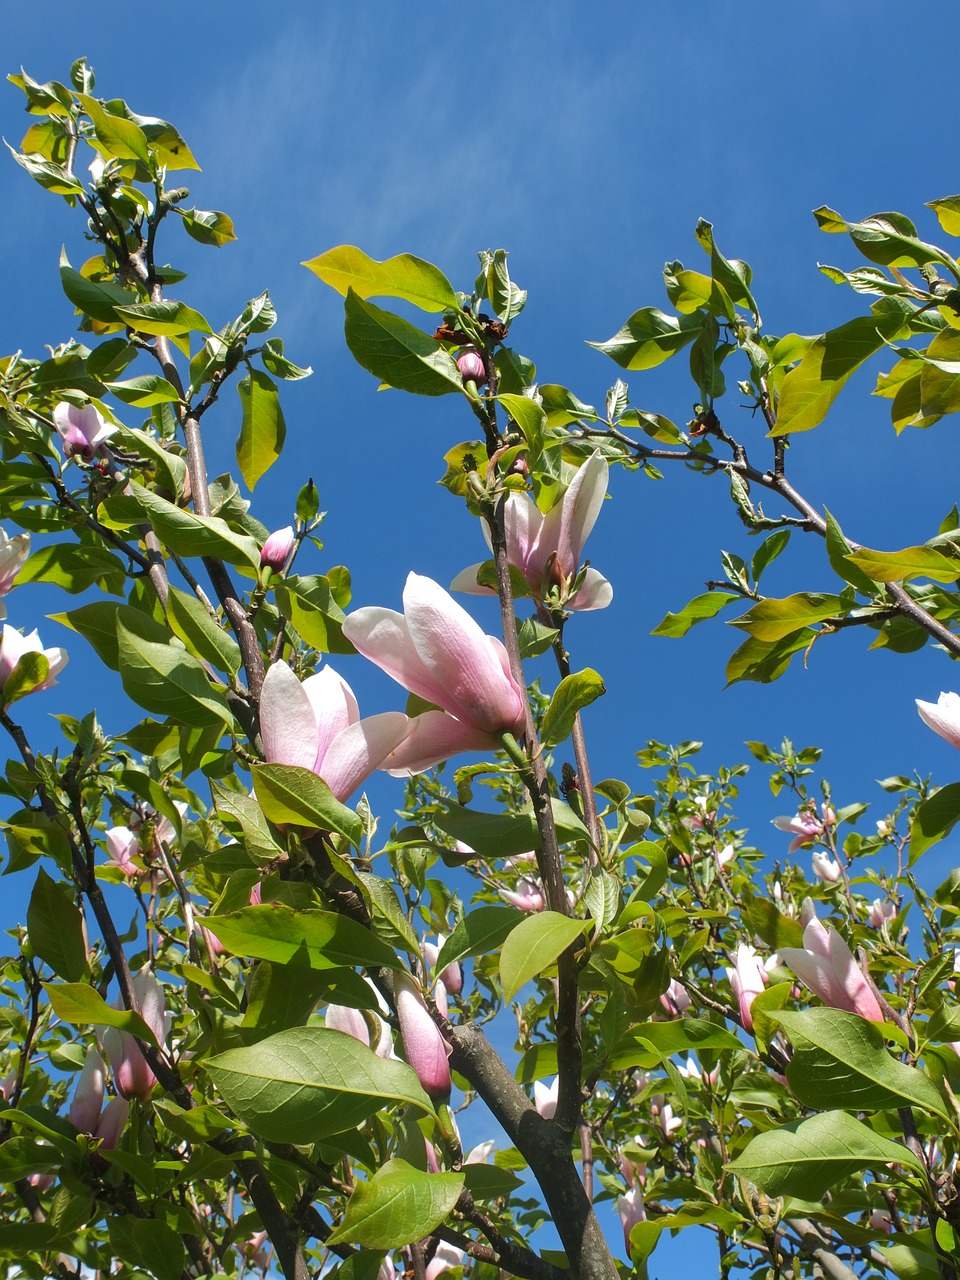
xmin=533 ymin=1075 xmax=559 ymax=1119
xmin=452 ymin=450 xmax=612 ymax=611
xmin=500 ymin=876 xmax=545 ymax=913
xmin=424 ymin=1242 xmax=465 ymax=1280
xmin=394 ymin=973 xmax=452 ymax=1102
xmin=772 ymin=810 xmax=823 ymax=853
xmin=52 ymin=401 xmax=117 ymax=462
xmin=779 ymin=916 xmax=884 ymax=1021
xmin=0 ymin=624 xmax=68 ymax=705
xmin=260 ymin=525 xmax=295 ymax=572
xmin=917 ymin=691 xmax=960 ymax=750
xmin=0 ymin=526 xmax=29 ymax=620
xmin=726 ymin=945 xmax=768 ymax=1033
xmin=259 ymin=659 xmax=409 ymax=801
xmin=343 ymin=573 xmax=526 ymax=773
xmin=105 ymin=826 xmax=140 ymax=878
xmin=100 ymin=969 xmax=166 ymax=1100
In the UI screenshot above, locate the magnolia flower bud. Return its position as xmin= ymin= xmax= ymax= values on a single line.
xmin=260 ymin=525 xmax=295 ymax=572
xmin=394 ymin=973 xmax=452 ymax=1102
xmin=455 ymin=348 xmax=487 ymax=386
xmin=68 ymin=1046 xmax=105 ymax=1134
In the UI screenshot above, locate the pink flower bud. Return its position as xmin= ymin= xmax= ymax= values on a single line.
xmin=659 ymin=979 xmax=691 ymax=1017
xmin=812 ymin=851 xmax=842 ymax=883
xmin=867 ymin=897 xmax=896 ymax=929
xmin=93 ymin=1096 xmax=129 ymax=1151
xmin=260 ymin=526 xmax=295 ymax=572
xmin=725 ymin=945 xmax=768 ymax=1033
xmin=68 ymin=1046 xmax=105 ymax=1134
xmin=100 ymin=969 xmax=166 ymax=1100
xmin=394 ymin=973 xmax=452 ymax=1102
xmin=455 ymin=348 xmax=487 ymax=385
xmin=499 ymin=876 xmax=545 ymax=913
xmin=618 ymin=1184 xmax=646 ymax=1252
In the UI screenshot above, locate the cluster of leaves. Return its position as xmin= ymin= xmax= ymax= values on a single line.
xmin=1 ymin=60 xmax=960 ymax=1280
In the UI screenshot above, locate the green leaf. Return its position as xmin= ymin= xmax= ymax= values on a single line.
xmin=726 ymin=628 xmax=816 ymax=685
xmin=241 ymin=961 xmax=336 ymax=1041
xmin=205 ymin=1029 xmax=432 ymax=1143
xmin=261 ymin=337 xmax=312 ymax=381
xmin=776 ymin=1008 xmax=949 ymax=1119
xmin=500 ymin=911 xmax=589 ymax=1002
xmin=236 ymin=369 xmax=285 ymax=491
xmin=772 ymin=313 xmax=904 ymax=436
xmin=2 ymin=651 xmax=51 ymax=707
xmin=179 ymin=208 xmax=236 ymax=247
xmin=104 ymin=374 xmax=182 ymax=406
xmin=273 ymin=574 xmax=352 ymax=655
xmin=305 ymin=246 xmax=459 ymax=312
xmin=27 ymin=869 xmax=87 ymax=982
xmin=730 ymin=593 xmax=842 ymax=643
xmin=845 ymin=545 xmax=960 ymax=584
xmin=909 ymin=783 xmax=960 ymax=861
xmin=436 ymin=906 xmax=524 ymax=973
xmin=430 ymin=803 xmax=540 ymax=857
xmin=252 ymin=763 xmax=362 ymax=845
xmin=50 ymin=601 xmax=122 ymax=669
xmin=116 ymin=610 xmax=232 ymax=730
xmin=814 ymin=206 xmax=955 ymax=272
xmin=211 ymin=783 xmax=284 ymax=864
xmin=588 ymin=307 xmax=702 ymax=371
xmin=130 ymin=482 xmax=261 ymax=569
xmin=326 ymin=1158 xmax=463 ymax=1248
xmin=928 ymin=195 xmax=960 ymax=238
xmin=114 ymin=299 xmax=212 ymax=337
xmin=108 ymin=1216 xmax=185 ymax=1280
xmin=726 ymin=1110 xmax=924 ymax=1199
xmin=652 ymin=591 xmax=738 ymax=638
xmin=344 ymin=291 xmax=463 ymax=395
xmin=614 ymin=1018 xmax=741 ymax=1066
xmin=42 ymin=982 xmax=158 ymax=1045
xmin=165 ymin=586 xmax=241 ymax=674
xmin=541 ymin=668 xmax=605 ymax=747
xmin=202 ymin=904 xmax=400 ymax=972
xmin=823 ymin=508 xmax=878 ymax=594
xmin=18 ymin=542 xmax=126 ymax=595
xmin=77 ymin=94 xmax=150 ymax=164
xmin=496 ymin=393 xmax=545 ymax=453
xmin=59 ymin=247 xmax=136 ymax=323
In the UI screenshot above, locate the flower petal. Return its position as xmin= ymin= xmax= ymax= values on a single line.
xmin=449 ymin=563 xmax=496 ymax=597
xmin=260 ymin=661 xmax=322 ymax=771
xmin=570 ymin=566 xmax=613 ymax=611
xmin=382 ymin=710 xmax=501 ymax=775
xmin=302 ymin=666 xmax=359 ymax=770
xmin=917 ymin=691 xmax=960 ymax=750
xmin=320 ymin=712 xmax=411 ymax=800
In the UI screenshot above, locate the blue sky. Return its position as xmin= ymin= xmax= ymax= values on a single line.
xmin=3 ymin=3 xmax=960 ymax=1272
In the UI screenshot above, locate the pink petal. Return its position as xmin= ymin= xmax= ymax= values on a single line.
xmin=319 ymin=712 xmax=410 ymax=800
xmin=917 ymin=692 xmax=960 ymax=750
xmin=532 ymin=451 xmax=608 ymax=582
xmin=302 ymin=666 xmax=359 ymax=768
xmin=570 ymin=566 xmax=613 ymax=611
xmin=260 ymin=661 xmax=322 ymax=771
xmin=449 ymin=563 xmax=496 ymax=597
xmin=381 ymin=709 xmax=501 ymax=775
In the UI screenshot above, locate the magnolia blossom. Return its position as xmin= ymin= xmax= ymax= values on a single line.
xmin=812 ymin=850 xmax=842 ymax=883
xmin=533 ymin=1075 xmax=559 ymax=1119
xmin=659 ymin=979 xmax=691 ymax=1017
xmin=464 ymin=1139 xmax=496 ymax=1164
xmin=394 ymin=973 xmax=452 ymax=1102
xmin=652 ymin=1099 xmax=682 ymax=1138
xmin=455 ymin=348 xmax=486 ymax=385
xmin=619 ymin=1144 xmax=647 ymax=1188
xmin=422 ymin=936 xmax=463 ymax=999
xmin=343 ymin=573 xmax=526 ymax=773
xmin=618 ymin=1183 xmax=646 ymax=1252
xmin=726 ymin=944 xmax=768 ymax=1033
xmin=239 ymin=1231 xmax=271 ymax=1271
xmin=867 ymin=897 xmax=897 ymax=929
xmin=100 ymin=969 xmax=166 ymax=1100
xmin=917 ymin=691 xmax=960 ymax=750
xmin=0 ymin=624 xmax=67 ymax=704
xmin=452 ymin=450 xmax=612 ymax=611
xmin=772 ymin=811 xmax=823 ymax=853
xmin=499 ymin=876 xmax=545 ymax=913
xmin=105 ymin=826 xmax=140 ymax=878
xmin=52 ymin=401 xmax=117 ymax=461
xmin=0 ymin=526 xmax=29 ymax=620
xmin=675 ymin=1055 xmax=717 ymax=1085
xmin=260 ymin=525 xmax=295 ymax=572
xmin=716 ymin=843 xmax=736 ymax=867
xmin=67 ymin=1046 xmax=129 ymax=1152
xmin=779 ymin=916 xmax=884 ymax=1021
xmin=424 ymin=1242 xmax=465 ymax=1280
xmin=259 ymin=659 xmax=409 ymax=801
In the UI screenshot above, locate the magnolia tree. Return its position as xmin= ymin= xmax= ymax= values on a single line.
xmin=3 ymin=60 xmax=960 ymax=1280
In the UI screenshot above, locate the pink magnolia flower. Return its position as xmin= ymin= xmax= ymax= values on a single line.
xmin=772 ymin=811 xmax=823 ymax=853
xmin=105 ymin=826 xmax=140 ymax=878
xmin=343 ymin=573 xmax=526 ymax=773
xmin=259 ymin=659 xmax=409 ymax=801
xmin=394 ymin=973 xmax=452 ymax=1102
xmin=239 ymin=1230 xmax=271 ymax=1271
xmin=726 ymin=944 xmax=768 ymax=1033
xmin=0 ymin=624 xmax=68 ymax=705
xmin=653 ymin=1100 xmax=682 ymax=1138
xmin=465 ymin=1139 xmax=496 ymax=1164
xmin=68 ymin=1046 xmax=106 ymax=1134
xmin=260 ymin=526 xmax=295 ymax=572
xmin=421 ymin=936 xmax=463 ymax=999
xmin=533 ymin=1075 xmax=559 ymax=1119
xmin=812 ymin=851 xmax=842 ymax=883
xmin=92 ymin=1096 xmax=129 ymax=1152
xmin=452 ymin=450 xmax=612 ymax=611
xmin=52 ymin=401 xmax=117 ymax=462
xmin=0 ymin=527 xmax=29 ymax=619
xmin=659 ymin=979 xmax=691 ymax=1017
xmin=917 ymin=691 xmax=960 ymax=750
xmin=779 ymin=916 xmax=884 ymax=1021
xmin=424 ymin=1242 xmax=465 ymax=1280
xmin=619 ymin=1144 xmax=647 ymax=1188
xmin=456 ymin=348 xmax=487 ymax=385
xmin=618 ymin=1183 xmax=646 ymax=1252
xmin=100 ymin=969 xmax=166 ymax=1100
xmin=677 ymin=1055 xmax=719 ymax=1085
xmin=867 ymin=898 xmax=897 ymax=929
xmin=499 ymin=876 xmax=545 ymax=913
